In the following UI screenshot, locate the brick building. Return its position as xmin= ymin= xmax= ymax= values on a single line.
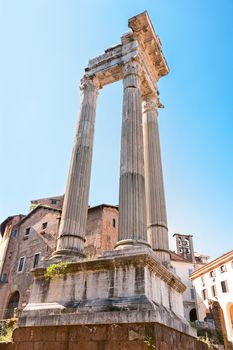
xmin=0 ymin=215 xmax=25 ymax=318
xmin=0 ymin=197 xmax=118 ymax=318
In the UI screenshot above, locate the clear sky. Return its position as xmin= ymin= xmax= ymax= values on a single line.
xmin=0 ymin=0 xmax=232 ymax=259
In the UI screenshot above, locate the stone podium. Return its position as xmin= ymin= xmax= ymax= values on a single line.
xmin=18 ymin=12 xmax=197 ymax=345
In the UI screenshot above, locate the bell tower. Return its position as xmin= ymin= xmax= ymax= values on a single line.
xmin=173 ymin=233 xmax=195 ymax=262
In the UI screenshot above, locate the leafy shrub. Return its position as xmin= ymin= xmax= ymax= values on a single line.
xmin=44 ymin=262 xmax=70 ymax=280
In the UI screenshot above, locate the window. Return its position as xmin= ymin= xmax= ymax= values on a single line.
xmin=51 ymin=199 xmax=57 ymax=205
xmin=231 ymin=261 xmax=233 ymax=268
xmin=220 ymin=265 xmax=227 ymax=273
xmin=17 ymin=257 xmax=25 ymax=273
xmin=33 ymin=253 xmax=40 ymax=268
xmin=202 ymin=288 xmax=208 ymax=300
xmin=112 ymin=218 xmax=116 ymax=228
xmin=42 ymin=222 xmax=47 ymax=230
xmin=0 ymin=273 xmax=7 ymax=283
xmin=186 ymin=248 xmax=191 ymax=254
xmin=188 ymin=268 xmax=193 ymax=277
xmin=190 ymin=289 xmax=195 ymax=300
xmin=185 ymin=238 xmax=190 ymax=247
xmin=221 ymin=281 xmax=228 ymax=293
xmin=179 ymin=248 xmax=183 ymax=254
xmin=12 ymin=229 xmax=17 ymax=237
xmin=211 ymin=285 xmax=217 ymax=297
xmin=201 ymin=276 xmax=205 ymax=285
xmin=25 ymin=227 xmax=30 ymax=235
xmin=178 ymin=238 xmax=182 ymax=246
xmin=210 ymin=270 xmax=216 ymax=278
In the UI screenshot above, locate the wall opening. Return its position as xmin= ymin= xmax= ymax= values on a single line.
xmin=189 ymin=308 xmax=197 ymax=322
xmin=4 ymin=291 xmax=20 ymax=319
xmin=210 ymin=301 xmax=227 ymax=347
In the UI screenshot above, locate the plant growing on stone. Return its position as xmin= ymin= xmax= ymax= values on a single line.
xmin=44 ymin=262 xmax=70 ymax=280
xmin=0 ymin=320 xmax=15 ymax=343
xmin=198 ymin=333 xmax=213 ymax=349
xmin=144 ymin=336 xmax=156 ymax=349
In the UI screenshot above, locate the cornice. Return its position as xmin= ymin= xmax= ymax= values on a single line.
xmin=33 ymin=249 xmax=186 ymax=293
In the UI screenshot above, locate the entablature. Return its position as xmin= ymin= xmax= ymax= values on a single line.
xmin=84 ymin=11 xmax=169 ymax=95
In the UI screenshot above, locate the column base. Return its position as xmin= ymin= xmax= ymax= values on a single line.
xmin=114 ymin=239 xmax=151 ymax=250
xmin=51 ymin=248 xmax=86 ymax=260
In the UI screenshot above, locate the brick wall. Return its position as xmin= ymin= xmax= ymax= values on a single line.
xmin=0 ymin=322 xmax=208 ymax=350
xmin=0 ymin=207 xmax=61 ymax=315
xmin=85 ymin=205 xmax=118 ymax=258
xmin=0 ymin=215 xmax=25 ymax=317
xmin=102 ymin=207 xmax=118 ymax=253
xmin=85 ymin=206 xmax=103 ymax=258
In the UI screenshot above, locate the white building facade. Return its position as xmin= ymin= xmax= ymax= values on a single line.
xmin=171 ymin=251 xmax=208 ymax=322
xmin=191 ymin=250 xmax=233 ymax=346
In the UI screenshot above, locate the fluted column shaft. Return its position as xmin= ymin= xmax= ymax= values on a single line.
xmin=142 ymin=96 xmax=170 ymax=264
xmin=54 ymin=76 xmax=99 ymax=258
xmin=115 ymin=60 xmax=149 ymax=249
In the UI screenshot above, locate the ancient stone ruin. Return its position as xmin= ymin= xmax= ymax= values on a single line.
xmin=2 ymin=12 xmax=209 ymax=350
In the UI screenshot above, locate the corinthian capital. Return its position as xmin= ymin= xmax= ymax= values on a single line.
xmin=142 ymin=91 xmax=164 ymax=112
xmin=80 ymin=75 xmax=100 ymax=94
xmin=123 ymin=59 xmax=142 ymax=78
xmin=142 ymin=99 xmax=157 ymax=113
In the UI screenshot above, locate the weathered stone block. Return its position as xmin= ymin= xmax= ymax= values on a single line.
xmin=69 ymin=341 xmax=98 ymax=350
xmin=55 ymin=327 xmax=68 ymax=342
xmin=107 ymin=324 xmax=128 ymax=341
xmin=69 ymin=325 xmax=91 ymax=341
xmin=122 ymin=340 xmax=145 ymax=350
xmin=128 ymin=324 xmax=145 ymax=340
xmin=0 ymin=322 xmax=209 ymax=350
xmin=21 ymin=248 xmax=191 ymax=336
xmin=89 ymin=325 xmax=108 ymax=341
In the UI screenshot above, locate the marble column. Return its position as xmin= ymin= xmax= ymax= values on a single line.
xmin=53 ymin=75 xmax=99 ymax=258
xmin=142 ymin=95 xmax=170 ymax=264
xmin=115 ymin=60 xmax=150 ymax=249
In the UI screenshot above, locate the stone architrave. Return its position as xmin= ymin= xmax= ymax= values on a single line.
xmin=115 ymin=59 xmax=149 ymax=249
xmin=53 ymin=75 xmax=99 ymax=258
xmin=142 ymin=95 xmax=170 ymax=265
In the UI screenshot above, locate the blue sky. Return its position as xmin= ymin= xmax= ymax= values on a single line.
xmin=0 ymin=1 xmax=232 ymax=259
